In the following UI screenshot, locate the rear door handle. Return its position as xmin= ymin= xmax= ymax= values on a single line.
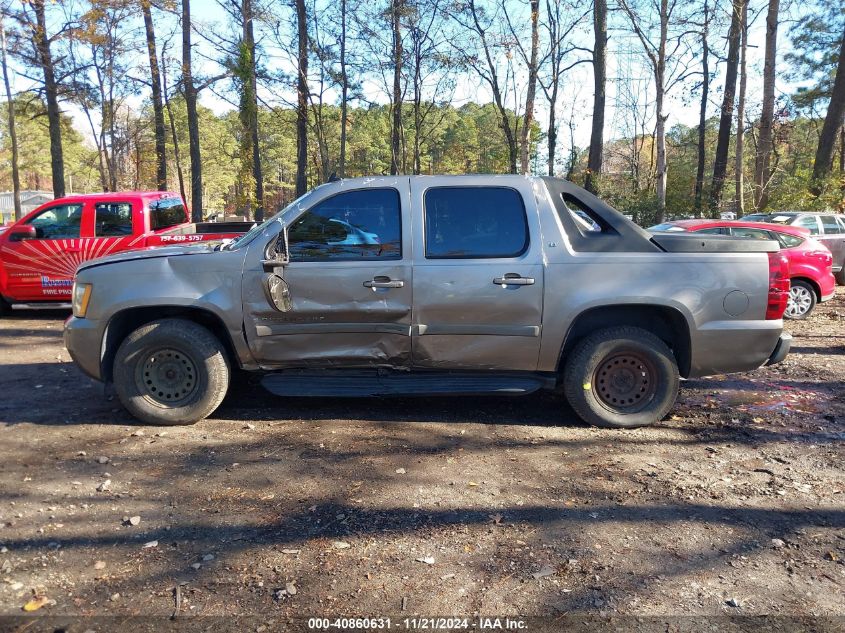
xmin=364 ymin=276 xmax=404 ymax=289
xmin=494 ymin=274 xmax=535 ymax=286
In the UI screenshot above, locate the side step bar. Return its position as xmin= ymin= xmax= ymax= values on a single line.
xmin=261 ymin=370 xmax=555 ymax=398
xmin=11 ymin=302 xmax=72 ymax=310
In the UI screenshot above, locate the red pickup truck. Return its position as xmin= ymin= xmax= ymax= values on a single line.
xmin=0 ymin=191 xmax=252 ymax=312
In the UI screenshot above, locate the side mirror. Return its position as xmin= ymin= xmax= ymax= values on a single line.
xmin=262 ymin=228 xmax=289 ymax=272
xmin=8 ymin=224 xmax=37 ymax=242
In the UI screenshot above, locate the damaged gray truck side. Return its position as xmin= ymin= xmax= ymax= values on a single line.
xmin=64 ymin=176 xmax=792 ymax=428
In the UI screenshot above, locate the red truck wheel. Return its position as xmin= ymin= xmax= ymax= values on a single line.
xmin=113 ymin=318 xmax=230 ymax=425
xmin=563 ymin=326 xmax=679 ymax=429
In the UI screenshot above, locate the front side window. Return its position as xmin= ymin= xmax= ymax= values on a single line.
xmin=149 ymin=198 xmax=187 ymax=230
xmin=424 ymin=187 xmax=528 ymax=258
xmin=795 ymin=215 xmax=820 ymax=235
xmin=820 ymin=215 xmax=842 ymax=235
xmin=693 ymin=227 xmax=727 ymax=235
xmin=26 ymin=204 xmax=83 ymax=239
xmin=95 ymin=202 xmax=133 ymax=236
xmin=288 ymin=188 xmax=401 ymax=261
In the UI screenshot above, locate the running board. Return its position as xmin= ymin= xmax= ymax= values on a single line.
xmin=261 ymin=370 xmax=553 ymax=398
xmin=12 ymin=302 xmax=72 ymax=310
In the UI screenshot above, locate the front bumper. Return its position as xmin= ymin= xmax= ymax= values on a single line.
xmin=64 ymin=316 xmax=104 ymax=381
xmin=765 ymin=332 xmax=792 ymax=366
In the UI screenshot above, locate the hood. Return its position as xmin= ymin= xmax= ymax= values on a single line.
xmin=77 ymin=243 xmax=216 ymax=272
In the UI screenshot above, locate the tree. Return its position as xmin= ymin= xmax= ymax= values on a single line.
xmin=339 ymin=0 xmax=349 ymax=177
xmin=709 ymin=0 xmax=744 ymax=214
xmin=182 ymin=0 xmax=202 ymax=220
xmin=619 ymin=0 xmax=695 ymax=223
xmin=585 ymin=0 xmax=606 ymax=192
xmin=389 ymin=0 xmax=403 ymax=175
xmin=734 ymin=0 xmax=748 ymax=216
xmin=519 ymin=0 xmax=539 ymax=175
xmin=235 ymin=0 xmax=264 ymax=220
xmin=693 ymin=0 xmax=710 ymax=217
xmin=28 ymin=0 xmax=65 ymax=197
xmin=142 ymin=0 xmax=167 ymax=191
xmin=1 ymin=14 xmax=21 ymax=220
xmin=752 ymin=0 xmax=779 ymax=210
xmin=295 ymin=0 xmax=308 ymax=196
xmin=811 ymin=23 xmax=845 ymax=193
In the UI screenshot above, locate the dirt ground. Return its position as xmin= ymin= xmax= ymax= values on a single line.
xmin=0 ymin=292 xmax=843 ymax=630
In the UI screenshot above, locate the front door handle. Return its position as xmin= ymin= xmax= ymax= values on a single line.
xmin=494 ymin=273 xmax=535 ymax=286
xmin=364 ymin=276 xmax=404 ymax=289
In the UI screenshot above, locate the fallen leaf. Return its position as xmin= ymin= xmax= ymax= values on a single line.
xmin=22 ymin=596 xmax=51 ymax=612
xmin=333 ymin=541 xmax=350 ymax=550
xmin=532 ymin=565 xmax=555 ymax=579
xmin=415 ymin=556 xmax=435 ymax=565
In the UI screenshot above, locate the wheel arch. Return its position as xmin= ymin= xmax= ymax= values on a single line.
xmin=558 ymin=304 xmax=692 ymax=378
xmin=101 ymin=306 xmax=240 ymax=383
xmin=790 ymin=276 xmax=820 ymax=300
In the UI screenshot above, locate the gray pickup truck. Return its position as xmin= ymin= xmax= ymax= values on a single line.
xmin=64 ymin=176 xmax=792 ymax=429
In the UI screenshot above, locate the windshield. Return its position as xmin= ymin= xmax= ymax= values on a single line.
xmin=223 ymin=191 xmax=315 ymax=250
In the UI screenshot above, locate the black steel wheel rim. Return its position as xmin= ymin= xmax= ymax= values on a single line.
xmin=593 ymin=351 xmax=657 ymax=413
xmin=136 ymin=347 xmax=199 ymax=407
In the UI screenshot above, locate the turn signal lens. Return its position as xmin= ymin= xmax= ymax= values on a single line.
xmin=72 ymin=282 xmax=92 ymax=318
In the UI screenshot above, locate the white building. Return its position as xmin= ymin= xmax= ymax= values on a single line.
xmin=0 ymin=191 xmax=54 ymax=224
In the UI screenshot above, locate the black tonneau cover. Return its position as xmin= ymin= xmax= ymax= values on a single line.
xmin=649 ymin=232 xmax=779 ymax=253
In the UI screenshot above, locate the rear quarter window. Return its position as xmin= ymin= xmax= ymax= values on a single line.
xmin=149 ymin=198 xmax=187 ymax=230
xmin=775 ymin=233 xmax=804 ymax=248
xmin=424 ymin=187 xmax=528 ymax=259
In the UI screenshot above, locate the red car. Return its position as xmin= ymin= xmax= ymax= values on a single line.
xmin=650 ymin=219 xmax=835 ymax=319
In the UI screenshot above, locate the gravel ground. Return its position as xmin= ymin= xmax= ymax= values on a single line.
xmin=0 ymin=293 xmax=843 ymax=628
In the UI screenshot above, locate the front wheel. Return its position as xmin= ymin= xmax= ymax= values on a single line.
xmin=113 ymin=318 xmax=230 ymax=425
xmin=563 ymin=326 xmax=679 ymax=429
xmin=785 ymin=279 xmax=816 ymax=320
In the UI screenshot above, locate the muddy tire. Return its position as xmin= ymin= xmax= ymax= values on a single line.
xmin=113 ymin=318 xmax=230 ymax=426
xmin=785 ymin=279 xmax=816 ymax=320
xmin=563 ymin=326 xmax=679 ymax=429
xmin=834 ymin=267 xmax=845 ymax=286
xmin=0 ymin=296 xmax=10 ymax=316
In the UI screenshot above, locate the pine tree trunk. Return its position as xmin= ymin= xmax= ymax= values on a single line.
xmin=654 ymin=0 xmax=668 ymax=223
xmin=182 ymin=0 xmax=202 ymax=220
xmin=753 ymin=0 xmax=778 ymax=210
xmin=32 ymin=0 xmax=64 ymax=198
xmin=143 ymin=0 xmax=167 ymax=191
xmin=295 ymin=0 xmax=308 ymax=196
xmin=709 ymin=0 xmax=744 ymax=214
xmin=694 ymin=0 xmax=710 ymax=218
xmin=811 ymin=24 xmax=845 ymax=193
xmin=243 ymin=0 xmax=263 ymax=220
xmin=1 ymin=18 xmax=21 ymax=220
xmin=338 ymin=0 xmax=348 ymax=178
xmin=519 ymin=0 xmax=539 ymax=175
xmin=585 ymin=0 xmax=606 ymax=193
xmin=390 ymin=0 xmax=403 ymax=175
xmin=735 ymin=0 xmax=748 ymax=216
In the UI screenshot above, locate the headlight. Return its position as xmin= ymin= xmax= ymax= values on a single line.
xmin=72 ymin=282 xmax=92 ymax=318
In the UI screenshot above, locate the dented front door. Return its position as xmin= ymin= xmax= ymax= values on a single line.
xmin=242 ymin=179 xmax=413 ymax=369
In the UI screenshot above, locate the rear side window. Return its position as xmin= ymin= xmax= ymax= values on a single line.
xmin=729 ymin=227 xmax=772 ymax=240
xmin=837 ymin=217 xmax=845 ymax=231
xmin=149 ymin=198 xmax=187 ymax=230
xmin=424 ymin=187 xmax=528 ymax=258
xmin=820 ymin=216 xmax=842 ymax=235
xmin=776 ymin=232 xmax=803 ymax=248
xmin=795 ymin=215 xmax=820 ymax=235
xmin=288 ymin=188 xmax=401 ymax=261
xmin=95 ymin=202 xmax=133 ymax=236
xmin=693 ymin=227 xmax=727 ymax=235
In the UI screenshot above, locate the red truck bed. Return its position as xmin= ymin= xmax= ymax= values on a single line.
xmin=0 ymin=191 xmax=252 ymax=308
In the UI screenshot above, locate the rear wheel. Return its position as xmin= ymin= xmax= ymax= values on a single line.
xmin=113 ymin=318 xmax=230 ymax=425
xmin=834 ymin=266 xmax=845 ymax=286
xmin=563 ymin=326 xmax=679 ymax=429
xmin=785 ymin=279 xmax=816 ymax=320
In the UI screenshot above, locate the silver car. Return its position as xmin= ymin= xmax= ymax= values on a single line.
xmin=65 ymin=176 xmax=791 ymax=429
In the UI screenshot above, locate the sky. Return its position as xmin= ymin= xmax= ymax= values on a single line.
xmin=5 ymin=0 xmax=814 ymax=163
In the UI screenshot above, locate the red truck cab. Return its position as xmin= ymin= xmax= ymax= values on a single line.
xmin=0 ymin=191 xmax=250 ymax=311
